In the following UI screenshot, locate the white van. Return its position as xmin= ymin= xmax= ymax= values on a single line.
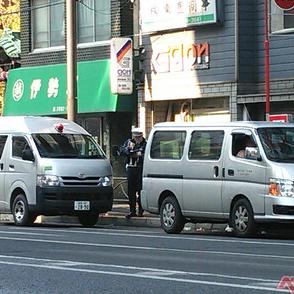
xmin=141 ymin=121 xmax=294 ymax=237
xmin=0 ymin=116 xmax=113 ymax=227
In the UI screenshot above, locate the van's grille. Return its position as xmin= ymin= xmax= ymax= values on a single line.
xmin=60 ymin=176 xmax=100 ymax=186
xmin=273 ymin=205 xmax=294 ymax=215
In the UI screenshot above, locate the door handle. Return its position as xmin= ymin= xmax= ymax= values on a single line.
xmin=9 ymin=164 xmax=14 ymax=169
xmin=222 ymin=168 xmax=225 ymax=177
xmin=0 ymin=163 xmax=3 ymax=170
xmin=228 ymin=169 xmax=234 ymax=176
xmin=213 ymin=166 xmax=219 ymax=177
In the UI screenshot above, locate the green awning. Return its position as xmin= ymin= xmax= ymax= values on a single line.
xmin=3 ymin=59 xmax=135 ymax=115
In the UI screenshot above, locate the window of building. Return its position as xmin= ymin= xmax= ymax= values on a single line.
xmin=32 ymin=0 xmax=64 ymax=49
xmin=78 ymin=0 xmax=111 ymax=44
xmin=150 ymin=131 xmax=186 ymax=160
xmin=271 ymin=0 xmax=294 ymax=33
xmin=188 ymin=131 xmax=224 ymax=160
xmin=31 ymin=0 xmax=111 ymax=50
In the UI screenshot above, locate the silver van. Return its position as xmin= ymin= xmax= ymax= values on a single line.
xmin=0 ymin=116 xmax=113 ymax=227
xmin=141 ymin=121 xmax=294 ymax=237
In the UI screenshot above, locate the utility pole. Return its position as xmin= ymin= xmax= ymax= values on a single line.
xmin=66 ymin=0 xmax=77 ymax=122
xmin=264 ymin=0 xmax=270 ymax=119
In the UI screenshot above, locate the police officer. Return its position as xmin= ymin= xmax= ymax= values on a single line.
xmin=120 ymin=127 xmax=147 ymax=218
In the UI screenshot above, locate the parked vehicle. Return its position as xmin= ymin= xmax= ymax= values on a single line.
xmin=0 ymin=116 xmax=113 ymax=227
xmin=141 ymin=121 xmax=294 ymax=237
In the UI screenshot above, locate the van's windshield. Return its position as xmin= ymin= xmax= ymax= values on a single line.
xmin=32 ymin=133 xmax=106 ymax=159
xmin=258 ymin=127 xmax=294 ymax=163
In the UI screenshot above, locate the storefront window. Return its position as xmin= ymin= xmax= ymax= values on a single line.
xmin=31 ymin=0 xmax=111 ymax=49
xmin=271 ymin=0 xmax=294 ymax=33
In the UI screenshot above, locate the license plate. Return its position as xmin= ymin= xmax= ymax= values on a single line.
xmin=74 ymin=201 xmax=90 ymax=210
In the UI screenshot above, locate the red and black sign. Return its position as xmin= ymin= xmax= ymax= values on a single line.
xmin=274 ymin=0 xmax=294 ymax=10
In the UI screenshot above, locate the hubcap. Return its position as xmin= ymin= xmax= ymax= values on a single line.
xmin=14 ymin=200 xmax=25 ymax=222
xmin=234 ymin=205 xmax=249 ymax=232
xmin=162 ymin=202 xmax=175 ymax=228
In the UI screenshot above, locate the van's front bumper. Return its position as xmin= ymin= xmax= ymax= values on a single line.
xmin=255 ymin=196 xmax=294 ymax=223
xmin=31 ymin=186 xmax=113 ymax=215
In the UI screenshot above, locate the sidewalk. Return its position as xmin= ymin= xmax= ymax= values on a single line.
xmin=98 ymin=200 xmax=228 ymax=233
xmin=98 ymin=201 xmax=162 ymax=228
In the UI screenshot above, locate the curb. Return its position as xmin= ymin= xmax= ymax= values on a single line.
xmin=0 ymin=213 xmax=228 ymax=232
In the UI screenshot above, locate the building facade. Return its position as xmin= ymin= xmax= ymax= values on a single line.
xmin=3 ymin=0 xmax=137 ymax=176
xmin=136 ymin=0 xmax=294 ymax=135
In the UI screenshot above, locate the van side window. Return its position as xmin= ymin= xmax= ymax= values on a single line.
xmin=12 ymin=137 xmax=29 ymax=158
xmin=188 ymin=131 xmax=224 ymax=160
xmin=0 ymin=136 xmax=7 ymax=158
xmin=150 ymin=131 xmax=186 ymax=159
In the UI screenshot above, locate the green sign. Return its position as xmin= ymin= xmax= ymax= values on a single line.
xmin=3 ymin=59 xmax=134 ymax=115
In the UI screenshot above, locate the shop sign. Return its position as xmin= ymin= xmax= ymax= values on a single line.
xmin=268 ymin=113 xmax=293 ymax=122
xmin=140 ymin=0 xmax=218 ymax=33
xmin=110 ymin=38 xmax=133 ymax=95
xmin=152 ymin=42 xmax=210 ymax=73
xmin=274 ymin=0 xmax=294 ymax=10
xmin=4 ymin=60 xmax=133 ymax=116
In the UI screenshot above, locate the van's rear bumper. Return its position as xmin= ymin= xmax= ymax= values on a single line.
xmin=30 ymin=186 xmax=113 ymax=215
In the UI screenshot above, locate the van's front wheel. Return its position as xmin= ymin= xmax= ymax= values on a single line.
xmin=78 ymin=213 xmax=99 ymax=227
xmin=230 ymin=198 xmax=256 ymax=237
xmin=12 ymin=194 xmax=35 ymax=226
xmin=160 ymin=196 xmax=185 ymax=234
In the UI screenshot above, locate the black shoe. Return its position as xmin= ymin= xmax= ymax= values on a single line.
xmin=138 ymin=210 xmax=144 ymax=217
xmin=126 ymin=212 xmax=137 ymax=219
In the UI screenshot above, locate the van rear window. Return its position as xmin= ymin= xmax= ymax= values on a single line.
xmin=150 ymin=131 xmax=186 ymax=160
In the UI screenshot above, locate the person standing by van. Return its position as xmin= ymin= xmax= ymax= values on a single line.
xmin=120 ymin=127 xmax=147 ymax=218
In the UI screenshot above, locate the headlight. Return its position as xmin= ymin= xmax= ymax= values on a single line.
xmin=97 ymin=176 xmax=112 ymax=187
xmin=269 ymin=178 xmax=294 ymax=197
xmin=37 ymin=175 xmax=60 ymax=187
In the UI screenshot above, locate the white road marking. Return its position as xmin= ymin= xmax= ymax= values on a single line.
xmin=0 ymin=255 xmax=286 ymax=292
xmin=0 ymin=235 xmax=293 ymax=260
xmin=0 ymin=230 xmax=60 ymax=237
xmin=3 ymin=227 xmax=294 ymax=247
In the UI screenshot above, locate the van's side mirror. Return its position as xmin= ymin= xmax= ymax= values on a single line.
xmin=22 ymin=148 xmax=35 ymax=162
xmin=245 ymin=147 xmax=262 ymax=161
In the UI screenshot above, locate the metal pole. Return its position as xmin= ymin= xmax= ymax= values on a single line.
xmin=66 ymin=0 xmax=77 ymax=122
xmin=264 ymin=0 xmax=270 ymax=119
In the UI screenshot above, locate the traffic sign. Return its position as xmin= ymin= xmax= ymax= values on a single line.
xmin=274 ymin=0 xmax=294 ymax=10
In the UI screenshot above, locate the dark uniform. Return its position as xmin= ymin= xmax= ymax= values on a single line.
xmin=120 ymin=136 xmax=147 ymax=217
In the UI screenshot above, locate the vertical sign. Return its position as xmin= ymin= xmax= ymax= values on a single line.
xmin=110 ymin=38 xmax=133 ymax=95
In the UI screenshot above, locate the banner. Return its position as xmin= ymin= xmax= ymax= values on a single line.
xmin=110 ymin=38 xmax=133 ymax=95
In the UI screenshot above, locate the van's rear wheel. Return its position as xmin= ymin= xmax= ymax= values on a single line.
xmin=12 ymin=194 xmax=35 ymax=226
xmin=160 ymin=196 xmax=185 ymax=234
xmin=230 ymin=198 xmax=256 ymax=237
xmin=78 ymin=213 xmax=99 ymax=227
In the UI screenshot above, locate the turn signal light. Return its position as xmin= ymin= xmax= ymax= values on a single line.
xmin=269 ymin=182 xmax=280 ymax=196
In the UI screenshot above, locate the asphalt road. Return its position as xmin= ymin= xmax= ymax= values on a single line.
xmin=0 ymin=222 xmax=293 ymax=294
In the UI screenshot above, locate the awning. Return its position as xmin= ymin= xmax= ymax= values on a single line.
xmin=3 ymin=59 xmax=135 ymax=115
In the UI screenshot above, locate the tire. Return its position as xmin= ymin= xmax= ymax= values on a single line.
xmin=160 ymin=196 xmax=185 ymax=234
xmin=78 ymin=213 xmax=99 ymax=227
xmin=12 ymin=194 xmax=35 ymax=226
xmin=230 ymin=198 xmax=256 ymax=237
